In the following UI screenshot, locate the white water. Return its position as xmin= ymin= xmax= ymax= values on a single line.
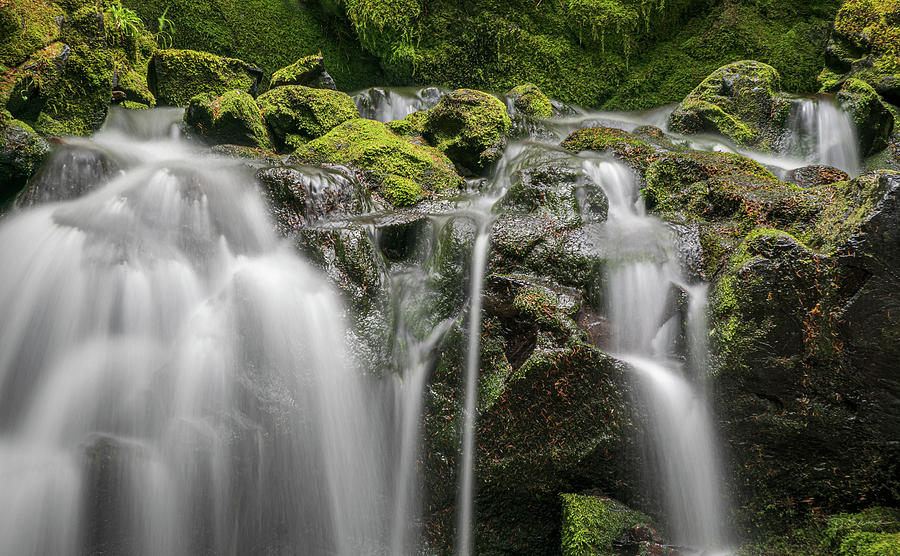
xmin=583 ymin=158 xmax=729 ymax=551
xmin=788 ymin=97 xmax=860 ymax=176
xmin=0 ymin=110 xmax=390 ymax=555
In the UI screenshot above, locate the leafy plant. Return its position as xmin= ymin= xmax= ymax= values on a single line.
xmin=155 ymin=7 xmax=176 ymax=49
xmin=105 ymin=5 xmax=144 ymax=45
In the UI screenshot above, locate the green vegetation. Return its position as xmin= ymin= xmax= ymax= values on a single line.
xmin=823 ymin=507 xmax=900 ymax=555
xmin=560 ymin=494 xmax=651 ymax=555
xmin=270 ymin=54 xmax=334 ymax=89
xmin=255 ymin=85 xmax=359 ymax=149
xmin=422 ymin=88 xmax=511 ymax=172
xmin=293 ymin=118 xmax=464 ymax=206
xmin=0 ymin=111 xmax=50 ymax=200
xmin=507 ymin=83 xmax=552 ymax=118
xmin=148 ymin=49 xmax=261 ymax=106
xmin=184 ymin=89 xmax=272 ymax=149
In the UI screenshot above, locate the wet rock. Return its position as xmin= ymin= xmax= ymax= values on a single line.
xmin=269 ymin=54 xmax=335 ymax=90
xmin=256 ymin=165 xmax=367 ymax=232
xmin=147 ymin=49 xmax=263 ymax=107
xmin=668 ymin=60 xmax=793 ymax=150
xmin=184 ymin=90 xmax=272 ymax=150
xmin=837 ymin=79 xmax=894 ymax=156
xmin=562 ymin=126 xmax=659 ymax=171
xmin=0 ymin=115 xmax=51 ymax=200
xmin=292 ymin=118 xmax=464 ymax=207
xmin=422 ymin=89 xmax=512 ymax=174
xmin=784 ymin=165 xmax=849 ymax=188
xmin=16 ymin=143 xmax=117 ymax=206
xmin=255 ymin=85 xmax=359 ymax=151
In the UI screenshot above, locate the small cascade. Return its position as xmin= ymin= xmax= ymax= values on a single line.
xmin=0 ymin=109 xmax=390 ymax=556
xmin=355 ymin=86 xmax=446 ymax=122
xmin=583 ymin=157 xmax=729 ymax=551
xmin=788 ymin=96 xmax=860 ymax=176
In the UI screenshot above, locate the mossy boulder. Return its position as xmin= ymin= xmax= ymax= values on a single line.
xmin=837 ymin=79 xmax=895 ymax=156
xmin=292 ymin=118 xmax=464 ymax=206
xmin=386 ymin=110 xmax=429 ymax=140
xmin=147 ymin=49 xmax=263 ymax=106
xmin=270 ymin=54 xmax=335 ymax=90
xmin=668 ymin=60 xmax=793 ymax=150
xmin=184 ymin=90 xmax=272 ymax=149
xmin=422 ymin=88 xmax=511 ymax=174
xmin=560 ymin=494 xmax=653 ymax=556
xmin=562 ymin=126 xmax=660 ymax=172
xmin=0 ymin=114 xmax=51 ymax=201
xmin=507 ymin=83 xmax=552 ymax=118
xmin=823 ymin=0 xmax=900 ymax=105
xmin=0 ymin=0 xmax=63 ymax=69
xmin=256 ymin=85 xmax=359 ymax=150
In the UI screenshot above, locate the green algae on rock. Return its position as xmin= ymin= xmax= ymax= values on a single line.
xmin=422 ymin=88 xmax=511 ymax=174
xmin=292 ymin=118 xmax=463 ymax=206
xmin=507 ymin=83 xmax=552 ymax=118
xmin=184 ymin=90 xmax=272 ymax=150
xmin=270 ymin=54 xmax=335 ymax=90
xmin=147 ymin=49 xmax=263 ymax=107
xmin=668 ymin=60 xmax=793 ymax=150
xmin=256 ymin=85 xmax=359 ymax=150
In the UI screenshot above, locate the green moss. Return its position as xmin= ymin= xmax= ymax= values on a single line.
xmin=270 ymin=54 xmax=333 ymax=89
xmin=507 ymin=83 xmax=552 ymax=118
xmin=147 ymin=48 xmax=260 ymax=107
xmin=185 ymin=89 xmax=272 ymax=150
xmin=560 ymin=494 xmax=651 ymax=556
xmin=561 ymin=125 xmax=657 ymax=170
xmin=380 ymin=174 xmax=422 ymax=206
xmin=823 ymin=507 xmax=900 ymax=555
xmin=0 ymin=0 xmax=63 ymax=68
xmin=513 ymin=285 xmax=563 ymax=329
xmin=422 ymin=88 xmax=511 ymax=172
xmin=256 ymin=85 xmax=358 ymax=149
xmin=386 ymin=109 xmax=428 ymax=139
xmin=1 ymin=114 xmax=51 ymax=200
xmin=121 ymin=0 xmax=383 ymax=91
xmin=293 ymin=118 xmax=463 ymax=205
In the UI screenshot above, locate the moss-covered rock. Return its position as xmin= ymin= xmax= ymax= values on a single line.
xmin=560 ymin=494 xmax=653 ymax=556
xmin=507 ymin=83 xmax=552 ymax=118
xmin=147 ymin=49 xmax=262 ymax=106
xmin=256 ymin=85 xmax=359 ymax=150
xmin=270 ymin=54 xmax=335 ymax=90
xmin=386 ymin=109 xmax=428 ymax=140
xmin=0 ymin=0 xmax=63 ymax=69
xmin=837 ymin=78 xmax=895 ymax=156
xmin=668 ymin=60 xmax=793 ymax=150
xmin=823 ymin=0 xmax=900 ymax=105
xmin=422 ymin=88 xmax=511 ymax=174
xmin=292 ymin=118 xmax=463 ymax=206
xmin=0 ymin=113 xmax=51 ymax=201
xmin=184 ymin=89 xmax=272 ymax=149
xmin=562 ymin=126 xmax=659 ymax=172
xmin=822 ymin=507 xmax=900 ymax=555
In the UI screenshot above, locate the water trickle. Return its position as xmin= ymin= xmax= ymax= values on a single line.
xmin=583 ymin=157 xmax=729 ymax=551
xmin=0 ymin=109 xmax=389 ymax=556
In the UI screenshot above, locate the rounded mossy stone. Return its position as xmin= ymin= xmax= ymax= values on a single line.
xmin=507 ymin=83 xmax=552 ymax=118
xmin=292 ymin=118 xmax=464 ymax=206
xmin=422 ymin=88 xmax=512 ymax=173
xmin=147 ymin=49 xmax=263 ymax=107
xmin=0 ymin=113 xmax=51 ymax=200
xmin=668 ymin=60 xmax=792 ymax=150
xmin=829 ymin=0 xmax=900 ymax=103
xmin=185 ymin=89 xmax=272 ymax=150
xmin=256 ymin=85 xmax=359 ymax=150
xmin=270 ymin=54 xmax=335 ymax=89
xmin=386 ymin=110 xmax=428 ymax=140
xmin=561 ymin=126 xmax=658 ymax=171
xmin=0 ymin=0 xmax=63 ymax=68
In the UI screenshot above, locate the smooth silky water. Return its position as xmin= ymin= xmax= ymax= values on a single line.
xmin=0 ymin=89 xmax=863 ymax=555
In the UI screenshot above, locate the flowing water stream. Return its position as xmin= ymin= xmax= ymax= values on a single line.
xmin=0 ymin=88 xmax=863 ymax=554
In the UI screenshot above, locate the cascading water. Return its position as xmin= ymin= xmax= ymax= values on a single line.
xmin=787 ymin=96 xmax=860 ymax=176
xmin=0 ymin=109 xmax=390 ymax=556
xmin=583 ymin=157 xmax=729 ymax=552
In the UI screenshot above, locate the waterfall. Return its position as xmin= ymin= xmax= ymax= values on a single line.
xmin=0 ymin=110 xmax=390 ymax=556
xmin=583 ymin=157 xmax=729 ymax=551
xmin=789 ymin=97 xmax=860 ymax=176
